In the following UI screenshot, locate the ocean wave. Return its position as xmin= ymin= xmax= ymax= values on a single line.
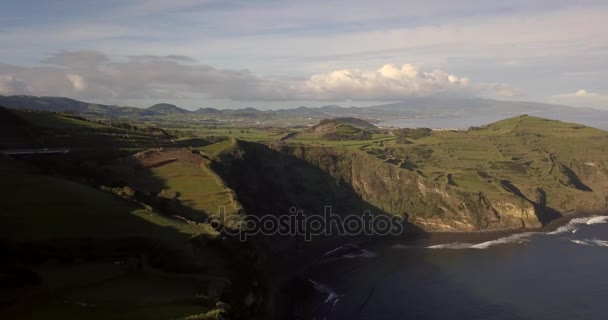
xmin=393 ymin=234 xmax=535 ymax=250
xmin=586 ymin=216 xmax=608 ymax=225
xmin=321 ymin=244 xmax=376 ymax=260
xmin=549 ymin=216 xmax=608 ymax=235
xmin=322 ymin=244 xmax=358 ymax=259
xmin=343 ymin=249 xmax=377 ymax=259
xmin=469 ymin=232 xmax=537 ymax=249
xmin=426 ymin=242 xmax=473 ymax=249
xmin=309 ymin=280 xmax=343 ymax=305
xmin=570 ymin=239 xmax=608 ymax=247
xmin=393 ymin=217 xmax=608 ymax=250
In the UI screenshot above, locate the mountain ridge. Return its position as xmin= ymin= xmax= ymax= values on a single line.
xmin=1 ymin=95 xmax=607 ymax=128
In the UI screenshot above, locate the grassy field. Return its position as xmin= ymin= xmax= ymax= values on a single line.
xmin=171 ymin=126 xmax=285 ymax=143
xmin=0 ymin=159 xmax=207 ymax=243
xmin=3 ymin=260 xmax=224 ymax=320
xmin=291 ymin=131 xmax=396 ymax=147
xmin=0 ymin=158 xmax=230 ymax=319
xmin=127 ymin=148 xmax=242 ymax=219
xmin=6 ymin=296 xmax=221 ymax=320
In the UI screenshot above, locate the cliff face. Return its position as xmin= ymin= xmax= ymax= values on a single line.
xmin=278 ymin=144 xmax=540 ymax=231
xmin=210 ymin=140 xmax=540 ymax=232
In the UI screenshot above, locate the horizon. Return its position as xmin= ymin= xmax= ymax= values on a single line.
xmin=1 ymin=1 xmax=608 ymax=109
xmin=1 ymin=94 xmax=605 ymax=112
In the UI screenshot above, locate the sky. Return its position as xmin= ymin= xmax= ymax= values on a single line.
xmin=1 ymin=0 xmax=607 ymax=110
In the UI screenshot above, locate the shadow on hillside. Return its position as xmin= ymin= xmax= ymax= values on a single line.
xmin=0 ymin=156 xmax=209 ymax=271
xmin=0 ymin=152 xmax=266 ymax=319
xmin=500 ymin=180 xmax=561 ymax=225
xmin=210 ymin=141 xmax=428 ymax=253
xmin=559 ymin=164 xmax=593 ymax=192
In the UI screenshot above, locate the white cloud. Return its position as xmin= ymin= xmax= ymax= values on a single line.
xmin=66 ymin=74 xmax=87 ymax=92
xmin=301 ymin=64 xmax=472 ymax=100
xmin=549 ymin=90 xmax=608 ymax=109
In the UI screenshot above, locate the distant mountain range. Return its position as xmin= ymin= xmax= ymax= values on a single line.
xmin=1 ymin=94 xmax=607 ymax=128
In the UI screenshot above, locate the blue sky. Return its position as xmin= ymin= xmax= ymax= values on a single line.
xmin=1 ymin=0 xmax=607 ymax=109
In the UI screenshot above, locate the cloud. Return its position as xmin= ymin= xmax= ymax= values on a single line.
xmin=0 ymin=50 xmax=522 ymax=104
xmin=66 ymin=74 xmax=87 ymax=92
xmin=42 ymin=50 xmax=109 ymax=68
xmin=301 ymin=64 xmax=472 ymax=100
xmin=127 ymin=55 xmax=198 ymax=63
xmin=549 ymin=90 xmax=608 ymax=109
xmin=0 ymin=51 xmax=293 ymax=103
xmin=477 ymin=83 xmax=526 ymax=98
xmin=0 ymin=75 xmax=29 ymax=95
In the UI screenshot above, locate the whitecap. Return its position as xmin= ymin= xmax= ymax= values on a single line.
xmin=331 ymin=298 xmax=340 ymax=310
xmin=426 ymin=242 xmax=473 ymax=250
xmin=570 ymin=239 xmax=608 ymax=247
xmin=571 ymin=239 xmax=590 ymax=246
xmin=586 ymin=216 xmax=608 ymax=225
xmin=549 ymin=216 xmax=608 ymax=235
xmin=309 ymin=280 xmax=343 ymax=305
xmin=321 ymin=244 xmax=376 ymax=260
xmin=343 ymin=249 xmax=377 ymax=259
xmin=321 ymin=243 xmax=358 ymax=259
xmin=469 ymin=232 xmax=537 ymax=249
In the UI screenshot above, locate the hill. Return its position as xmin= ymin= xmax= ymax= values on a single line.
xmin=0 ymin=156 xmax=232 ymax=319
xmin=0 ymin=110 xmax=260 ymax=319
xmin=324 ymin=117 xmax=377 ymax=130
xmin=146 ymin=103 xmax=191 ymax=116
xmin=0 ymin=95 xmax=144 ymax=118
xmin=309 ymin=118 xmax=375 ymax=141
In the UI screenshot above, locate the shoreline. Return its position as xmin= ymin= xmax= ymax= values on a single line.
xmin=417 ymin=209 xmax=608 ymax=247
xmin=270 ymin=209 xmax=608 ymax=319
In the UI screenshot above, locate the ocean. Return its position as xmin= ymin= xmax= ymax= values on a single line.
xmin=305 ymin=216 xmax=608 ymax=320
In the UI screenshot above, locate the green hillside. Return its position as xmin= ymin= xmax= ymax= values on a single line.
xmin=3 ymin=107 xmax=608 ymax=319
xmin=306 ymin=118 xmax=375 ymax=141
xmin=0 ymin=158 xmax=231 ymax=319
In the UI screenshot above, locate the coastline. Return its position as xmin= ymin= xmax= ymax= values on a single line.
xmin=418 ymin=209 xmax=608 ymax=247
xmin=270 ymin=208 xmax=608 ymax=319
